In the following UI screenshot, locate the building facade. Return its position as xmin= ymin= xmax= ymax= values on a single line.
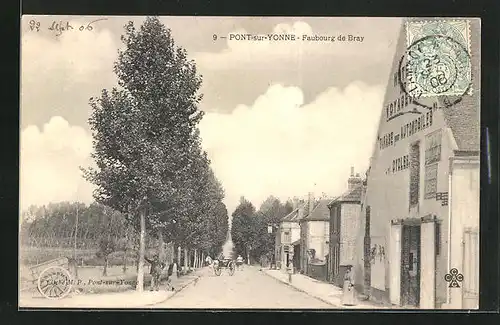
xmin=327 ymin=168 xmax=363 ymax=286
xmin=360 ymin=19 xmax=480 ymax=309
xmin=299 ymin=194 xmax=330 ymax=276
xmin=276 ymin=200 xmax=303 ymax=270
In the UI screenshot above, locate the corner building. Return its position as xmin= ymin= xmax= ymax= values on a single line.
xmin=360 ymin=18 xmax=480 ymax=309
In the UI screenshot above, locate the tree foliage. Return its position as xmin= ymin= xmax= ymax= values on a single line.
xmin=230 ymin=198 xmax=258 ymax=259
xmin=21 ymin=18 xmax=230 ymax=285
xmin=82 ymin=16 xmax=228 ymax=279
xmin=20 ymin=202 xmax=127 ymax=249
xmin=254 ymin=197 xmax=293 ymax=258
xmin=96 ymin=237 xmax=117 ymax=276
xmin=230 ymin=196 xmax=293 ymax=262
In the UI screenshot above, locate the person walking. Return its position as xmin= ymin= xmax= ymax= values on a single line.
xmin=236 ymin=255 xmax=244 ymax=271
xmin=342 ymin=265 xmax=356 ymax=306
xmin=145 ymin=254 xmax=165 ymax=291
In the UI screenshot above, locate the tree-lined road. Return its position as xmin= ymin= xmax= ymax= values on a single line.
xmin=153 ymin=266 xmax=335 ymax=309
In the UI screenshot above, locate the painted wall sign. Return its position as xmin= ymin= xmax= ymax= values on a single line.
xmin=370 ymin=236 xmax=386 ymax=291
xmin=378 ymin=109 xmax=434 ymax=152
xmin=436 ymin=192 xmax=449 ymax=206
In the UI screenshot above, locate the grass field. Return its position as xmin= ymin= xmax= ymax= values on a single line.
xmin=19 ymin=246 xmax=165 ymax=294
xmin=19 ymin=265 xmax=166 ymax=296
xmin=20 ymin=246 xmax=160 ymax=266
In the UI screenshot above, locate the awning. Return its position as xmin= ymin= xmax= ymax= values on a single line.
xmin=291 ymin=239 xmax=300 ymax=246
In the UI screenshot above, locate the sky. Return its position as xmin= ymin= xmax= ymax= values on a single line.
xmin=20 ymin=15 xmax=402 ymax=215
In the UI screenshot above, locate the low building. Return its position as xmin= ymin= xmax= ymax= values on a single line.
xmin=360 ymin=18 xmax=480 ymax=309
xmin=299 ymin=193 xmax=330 ymax=279
xmin=275 ymin=198 xmax=303 ymax=270
xmin=327 ymin=167 xmax=363 ymax=287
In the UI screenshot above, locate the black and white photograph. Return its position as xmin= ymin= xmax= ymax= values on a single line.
xmin=19 ymin=16 xmax=480 ymax=309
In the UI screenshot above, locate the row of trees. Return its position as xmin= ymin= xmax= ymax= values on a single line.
xmin=231 ymin=196 xmax=293 ymax=264
xmin=20 ymin=202 xmax=127 ymax=249
xmin=79 ymin=17 xmax=227 ymax=291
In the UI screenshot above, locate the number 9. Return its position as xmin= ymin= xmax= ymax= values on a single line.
xmin=213 ymin=34 xmax=217 ymax=41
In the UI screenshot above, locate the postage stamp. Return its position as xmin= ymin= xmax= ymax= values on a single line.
xmin=404 ymin=20 xmax=472 ymax=98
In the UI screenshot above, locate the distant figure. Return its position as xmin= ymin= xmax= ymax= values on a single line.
xmin=165 ymin=263 xmax=175 ymax=291
xmin=342 ymin=266 xmax=356 ymax=306
xmin=172 ymin=262 xmax=178 ymax=282
xmin=205 ymin=255 xmax=213 ymax=266
xmin=145 ymin=255 xmax=165 ymax=291
xmin=236 ymin=255 xmax=244 ymax=270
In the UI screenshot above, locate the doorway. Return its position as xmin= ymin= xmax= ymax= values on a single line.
xmin=401 ymin=224 xmax=421 ymax=307
xmin=284 ymin=246 xmax=290 ymax=268
xmin=363 ymin=206 xmax=371 ymax=294
xmin=331 ymin=205 xmax=341 ymax=283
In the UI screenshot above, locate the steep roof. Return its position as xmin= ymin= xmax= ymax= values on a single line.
xmin=439 ymin=19 xmax=480 ymax=152
xmin=441 ymin=96 xmax=480 ymax=152
xmin=414 ymin=18 xmax=480 ymax=152
xmin=302 ymin=199 xmax=330 ymax=222
xmin=281 ymin=208 xmax=299 ymax=222
xmin=328 ymin=185 xmax=363 ymax=207
xmin=282 ymin=202 xmax=308 ymax=222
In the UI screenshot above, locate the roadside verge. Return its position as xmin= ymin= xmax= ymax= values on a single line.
xmin=19 ymin=268 xmax=207 ymax=308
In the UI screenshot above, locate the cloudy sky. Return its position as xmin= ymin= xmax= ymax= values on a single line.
xmin=20 ymin=15 xmax=402 ymax=215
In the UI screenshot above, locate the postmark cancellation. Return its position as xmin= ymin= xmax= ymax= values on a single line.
xmin=404 ymin=20 xmax=472 ymax=98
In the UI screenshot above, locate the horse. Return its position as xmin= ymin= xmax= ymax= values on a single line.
xmin=205 ymin=255 xmax=213 ymax=266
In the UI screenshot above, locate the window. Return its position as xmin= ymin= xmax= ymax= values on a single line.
xmin=365 ymin=206 xmax=371 ymax=236
xmin=425 ymin=130 xmax=442 ymax=165
xmin=409 ymin=142 xmax=421 ymax=207
xmin=424 ymin=163 xmax=438 ymax=199
xmin=284 ymin=231 xmax=291 ymax=243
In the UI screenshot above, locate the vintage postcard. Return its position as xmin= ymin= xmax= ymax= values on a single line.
xmin=19 ymin=16 xmax=480 ymax=309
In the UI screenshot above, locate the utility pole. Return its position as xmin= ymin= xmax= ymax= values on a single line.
xmin=72 ymin=204 xmax=80 ymax=278
xmin=74 ymin=204 xmax=79 ymax=260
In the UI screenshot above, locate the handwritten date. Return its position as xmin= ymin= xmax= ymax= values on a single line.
xmin=28 ymin=18 xmax=107 ymax=37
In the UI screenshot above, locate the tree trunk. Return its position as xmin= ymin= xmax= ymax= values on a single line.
xmin=158 ymin=229 xmax=165 ymax=263
xmin=201 ymin=251 xmax=205 ymax=267
xmin=247 ymin=251 xmax=250 ymax=265
xmin=184 ymin=248 xmax=188 ymax=269
xmin=177 ymin=245 xmax=182 ymax=265
xmin=136 ymin=210 xmax=146 ymax=292
xmin=194 ymin=249 xmax=198 ymax=268
xmin=122 ymin=248 xmax=127 ymax=274
xmin=103 ymin=256 xmax=108 ymax=276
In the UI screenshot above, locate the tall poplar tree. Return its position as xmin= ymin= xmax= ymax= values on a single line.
xmin=84 ymin=17 xmax=205 ymax=292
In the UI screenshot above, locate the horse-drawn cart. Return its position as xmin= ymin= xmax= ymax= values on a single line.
xmin=28 ymin=256 xmax=74 ymax=299
xmin=213 ymin=258 xmax=236 ymax=276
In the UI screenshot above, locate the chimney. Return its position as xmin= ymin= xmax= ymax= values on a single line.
xmin=348 ymin=168 xmax=363 ymax=191
xmin=308 ymin=192 xmax=315 ymax=215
